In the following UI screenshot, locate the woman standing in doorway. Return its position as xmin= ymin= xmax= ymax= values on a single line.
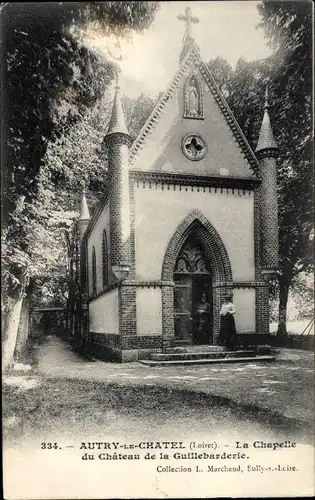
xmin=219 ymin=294 xmax=237 ymax=349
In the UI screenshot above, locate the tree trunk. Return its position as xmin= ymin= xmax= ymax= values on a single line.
xmin=277 ymin=275 xmax=291 ymax=337
xmin=2 ymin=277 xmax=27 ymax=373
xmin=14 ymin=296 xmax=30 ymax=362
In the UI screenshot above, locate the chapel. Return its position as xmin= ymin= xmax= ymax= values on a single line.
xmin=77 ymin=7 xmax=279 ymax=362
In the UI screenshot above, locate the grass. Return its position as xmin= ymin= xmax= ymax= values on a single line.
xmin=270 ymin=319 xmax=314 ymax=335
xmin=3 ymin=374 xmax=314 ymax=448
xmin=3 ymin=335 xmax=314 ymax=450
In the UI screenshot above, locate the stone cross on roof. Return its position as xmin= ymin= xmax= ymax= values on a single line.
xmin=177 ymin=6 xmax=199 ymax=40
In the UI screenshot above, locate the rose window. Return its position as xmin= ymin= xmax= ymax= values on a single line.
xmin=182 ymin=134 xmax=206 ymax=161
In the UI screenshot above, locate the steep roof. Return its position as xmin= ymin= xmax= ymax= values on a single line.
xmin=79 ymin=187 xmax=90 ymax=221
xmin=255 ymin=87 xmax=278 ymax=153
xmin=129 ymin=41 xmax=260 ymax=177
xmin=106 ymin=78 xmax=130 ymax=138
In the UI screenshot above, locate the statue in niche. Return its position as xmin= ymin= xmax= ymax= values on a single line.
xmin=189 ymin=88 xmax=198 ymax=115
xmin=185 ymin=74 xmax=203 ymax=119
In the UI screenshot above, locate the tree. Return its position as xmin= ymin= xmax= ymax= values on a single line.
xmin=257 ymin=0 xmax=313 ymax=336
xmin=208 ymin=0 xmax=313 ymax=337
xmin=32 ymin=86 xmax=156 ymax=346
xmin=122 ymin=92 xmax=158 ymax=141
xmin=1 ymin=1 xmax=160 ymax=372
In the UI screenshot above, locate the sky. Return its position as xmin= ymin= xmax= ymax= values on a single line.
xmin=84 ymin=1 xmax=273 ymax=99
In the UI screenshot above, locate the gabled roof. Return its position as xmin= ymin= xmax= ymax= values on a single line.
xmin=129 ymin=41 xmax=260 ymax=177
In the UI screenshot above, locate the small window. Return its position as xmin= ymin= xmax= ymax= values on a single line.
xmin=102 ymin=230 xmax=108 ymax=289
xmin=92 ymin=246 xmax=97 ymax=297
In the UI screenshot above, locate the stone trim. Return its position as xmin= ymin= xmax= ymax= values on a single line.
xmin=87 ymin=280 xmax=176 ymax=302
xmin=214 ymin=281 xmax=268 ymax=289
xmin=122 ymin=280 xmax=174 ymax=287
xmin=130 ymin=170 xmax=259 ymax=191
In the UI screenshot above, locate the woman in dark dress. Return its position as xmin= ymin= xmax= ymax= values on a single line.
xmin=219 ymin=294 xmax=237 ymax=349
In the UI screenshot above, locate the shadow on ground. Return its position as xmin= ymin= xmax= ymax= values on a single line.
xmin=3 ymin=335 xmax=314 ymax=448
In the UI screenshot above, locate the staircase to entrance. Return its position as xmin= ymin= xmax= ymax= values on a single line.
xmin=139 ymin=345 xmax=277 ymax=366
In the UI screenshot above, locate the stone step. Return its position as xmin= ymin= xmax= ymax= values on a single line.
xmin=139 ymin=355 xmax=276 ymax=367
xmin=150 ymin=350 xmax=256 ymax=361
xmin=165 ymin=345 xmax=225 ymax=354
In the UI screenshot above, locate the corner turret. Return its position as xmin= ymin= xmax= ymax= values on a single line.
xmin=78 ymin=184 xmax=90 ymax=243
xmin=105 ymin=73 xmax=131 ymax=138
xmin=256 ymin=86 xmax=279 ymax=281
xmin=256 ymin=87 xmax=278 ymax=155
xmin=104 ymin=71 xmax=132 ymax=281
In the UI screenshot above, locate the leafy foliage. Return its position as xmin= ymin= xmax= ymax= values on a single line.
xmin=122 ymin=93 xmax=158 ymax=141
xmin=209 ymin=0 xmax=313 ymax=334
xmin=1 ymin=2 xmax=160 ymax=311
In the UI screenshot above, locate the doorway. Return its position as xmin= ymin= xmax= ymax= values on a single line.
xmin=173 ymin=232 xmax=213 ymax=345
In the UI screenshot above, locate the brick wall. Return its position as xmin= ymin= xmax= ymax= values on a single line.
xmin=107 ymin=135 xmax=131 ymax=268
xmin=119 ymin=284 xmax=136 ymax=336
xmin=258 ymin=154 xmax=279 ymax=271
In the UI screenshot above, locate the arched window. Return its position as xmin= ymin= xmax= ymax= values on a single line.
xmin=102 ymin=230 xmax=108 ymax=289
xmin=92 ymin=246 xmax=97 ymax=297
xmin=184 ymin=74 xmax=204 ymax=119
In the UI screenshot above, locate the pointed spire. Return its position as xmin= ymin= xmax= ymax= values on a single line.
xmin=79 ymin=183 xmax=90 ymax=221
xmin=256 ymin=85 xmax=278 ymax=154
xmin=106 ymin=69 xmax=130 ymax=138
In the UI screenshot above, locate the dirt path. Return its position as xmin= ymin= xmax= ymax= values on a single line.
xmin=4 ymin=335 xmax=314 ymax=500
xmin=24 ymin=335 xmax=313 ymax=431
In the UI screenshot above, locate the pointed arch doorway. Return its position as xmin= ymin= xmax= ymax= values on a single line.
xmin=174 ymin=231 xmax=213 ymax=345
xmin=161 ymin=210 xmax=233 ymax=346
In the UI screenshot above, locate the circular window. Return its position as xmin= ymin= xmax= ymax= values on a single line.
xmin=182 ymin=134 xmax=207 ymax=161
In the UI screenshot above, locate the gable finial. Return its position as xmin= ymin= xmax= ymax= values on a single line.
xmin=115 ymin=65 xmax=121 ymax=91
xmin=177 ymin=6 xmax=199 ymax=40
xmin=264 ymin=85 xmax=269 ymax=110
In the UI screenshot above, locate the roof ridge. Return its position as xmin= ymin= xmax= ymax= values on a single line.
xmin=129 ymin=42 xmax=200 ymax=164
xmin=129 ymin=43 xmax=260 ymax=177
xmin=198 ymin=60 xmax=260 ymax=176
